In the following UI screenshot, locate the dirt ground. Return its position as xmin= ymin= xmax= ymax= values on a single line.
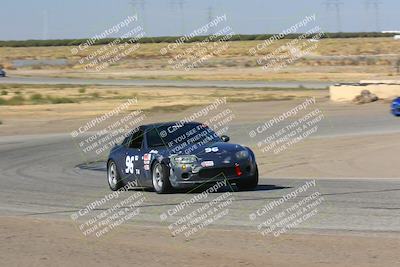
xmin=1 ymin=92 xmax=399 ymax=266
xmin=1 ymin=96 xmax=398 ymax=179
xmin=0 ymin=216 xmax=398 ymax=267
xmin=2 ymin=38 xmax=400 ymax=82
xmin=0 ymin=85 xmax=327 ymax=136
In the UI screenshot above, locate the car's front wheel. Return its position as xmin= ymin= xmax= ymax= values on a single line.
xmin=152 ymin=162 xmax=172 ymax=194
xmin=107 ymin=160 xmax=124 ymax=191
xmin=236 ymin=166 xmax=259 ymax=191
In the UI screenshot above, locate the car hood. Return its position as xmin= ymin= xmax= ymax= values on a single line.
xmin=167 ymin=141 xmax=246 ymax=157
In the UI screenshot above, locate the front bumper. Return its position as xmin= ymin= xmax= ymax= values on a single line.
xmin=168 ymin=157 xmax=257 ymax=188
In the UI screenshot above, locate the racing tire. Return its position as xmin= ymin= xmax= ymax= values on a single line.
xmin=107 ymin=160 xmax=124 ymax=191
xmin=236 ymin=166 xmax=259 ymax=191
xmin=152 ymin=162 xmax=173 ymax=194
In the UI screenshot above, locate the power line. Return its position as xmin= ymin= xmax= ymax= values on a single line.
xmin=207 ymin=6 xmax=215 ymax=34
xmin=130 ymin=0 xmax=146 ymax=30
xmin=169 ymin=0 xmax=186 ymax=35
xmin=42 ymin=10 xmax=48 ymax=40
xmin=324 ymin=0 xmax=344 ymax=32
xmin=365 ymin=0 xmax=382 ymax=32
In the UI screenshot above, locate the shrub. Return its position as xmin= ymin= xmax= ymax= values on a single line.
xmin=90 ymin=92 xmax=100 ymax=98
xmin=78 ymin=88 xmax=86 ymax=93
xmin=30 ymin=93 xmax=43 ymax=100
xmin=46 ymin=96 xmax=75 ymax=104
xmin=0 ymin=32 xmax=396 ymax=48
xmin=7 ymin=95 xmax=25 ymax=105
xmin=0 ymin=90 xmax=7 ymax=95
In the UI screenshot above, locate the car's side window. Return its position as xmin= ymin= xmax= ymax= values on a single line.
xmin=121 ymin=135 xmax=131 ymax=146
xmin=128 ymin=129 xmax=144 ymax=149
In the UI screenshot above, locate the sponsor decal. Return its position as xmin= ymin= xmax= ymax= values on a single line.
xmin=201 ymin=161 xmax=214 ymax=167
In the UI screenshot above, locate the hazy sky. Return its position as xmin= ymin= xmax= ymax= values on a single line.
xmin=0 ymin=0 xmax=399 ymax=40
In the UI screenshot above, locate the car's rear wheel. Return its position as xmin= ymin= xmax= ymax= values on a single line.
xmin=152 ymin=163 xmax=172 ymax=194
xmin=107 ymin=160 xmax=124 ymax=191
xmin=236 ymin=166 xmax=259 ymax=191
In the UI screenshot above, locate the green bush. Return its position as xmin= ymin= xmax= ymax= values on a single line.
xmin=90 ymin=92 xmax=100 ymax=98
xmin=0 ymin=32 xmax=396 ymax=47
xmin=7 ymin=95 xmax=25 ymax=105
xmin=78 ymin=88 xmax=86 ymax=93
xmin=46 ymin=96 xmax=75 ymax=104
xmin=1 ymin=90 xmax=7 ymax=95
xmin=30 ymin=93 xmax=43 ymax=100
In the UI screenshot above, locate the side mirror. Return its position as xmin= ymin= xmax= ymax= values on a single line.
xmin=221 ymin=135 xmax=230 ymax=142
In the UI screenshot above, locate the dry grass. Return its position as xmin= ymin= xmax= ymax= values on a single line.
xmin=1 ymin=38 xmax=400 ymax=82
xmin=0 ymin=84 xmax=327 ymax=118
xmin=1 ymin=38 xmax=399 ymax=60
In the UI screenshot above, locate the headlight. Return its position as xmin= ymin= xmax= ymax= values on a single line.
xmin=235 ymin=150 xmax=249 ymax=159
xmin=171 ymin=155 xmax=197 ymax=165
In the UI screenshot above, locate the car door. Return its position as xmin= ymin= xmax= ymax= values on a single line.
xmin=121 ymin=129 xmax=146 ymax=186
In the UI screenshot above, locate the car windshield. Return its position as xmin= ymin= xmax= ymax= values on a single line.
xmin=146 ymin=123 xmax=221 ymax=152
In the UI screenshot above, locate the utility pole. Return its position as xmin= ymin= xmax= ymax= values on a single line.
xmin=365 ymin=0 xmax=382 ymax=32
xmin=207 ymin=6 xmax=215 ymax=34
xmin=178 ymin=0 xmax=186 ymax=35
xmin=130 ymin=0 xmax=146 ymax=31
xmin=169 ymin=0 xmax=186 ymax=35
xmin=324 ymin=0 xmax=344 ymax=32
xmin=42 ymin=10 xmax=48 ymax=40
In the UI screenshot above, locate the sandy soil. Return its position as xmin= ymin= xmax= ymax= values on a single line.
xmin=0 ymin=216 xmax=398 ymax=267
xmin=2 ymin=37 xmax=400 ymax=82
xmin=1 ymin=97 xmax=398 ymax=179
xmin=0 ymin=86 xmax=327 ymax=136
xmin=1 ymin=97 xmax=399 ymax=266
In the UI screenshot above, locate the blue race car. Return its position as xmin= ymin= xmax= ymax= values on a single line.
xmin=107 ymin=122 xmax=258 ymax=193
xmin=392 ymin=97 xmax=400 ymax=116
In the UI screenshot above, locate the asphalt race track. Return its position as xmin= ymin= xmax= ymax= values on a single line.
xmin=1 ymin=112 xmax=399 ymax=235
xmin=0 ymin=76 xmax=332 ymax=89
